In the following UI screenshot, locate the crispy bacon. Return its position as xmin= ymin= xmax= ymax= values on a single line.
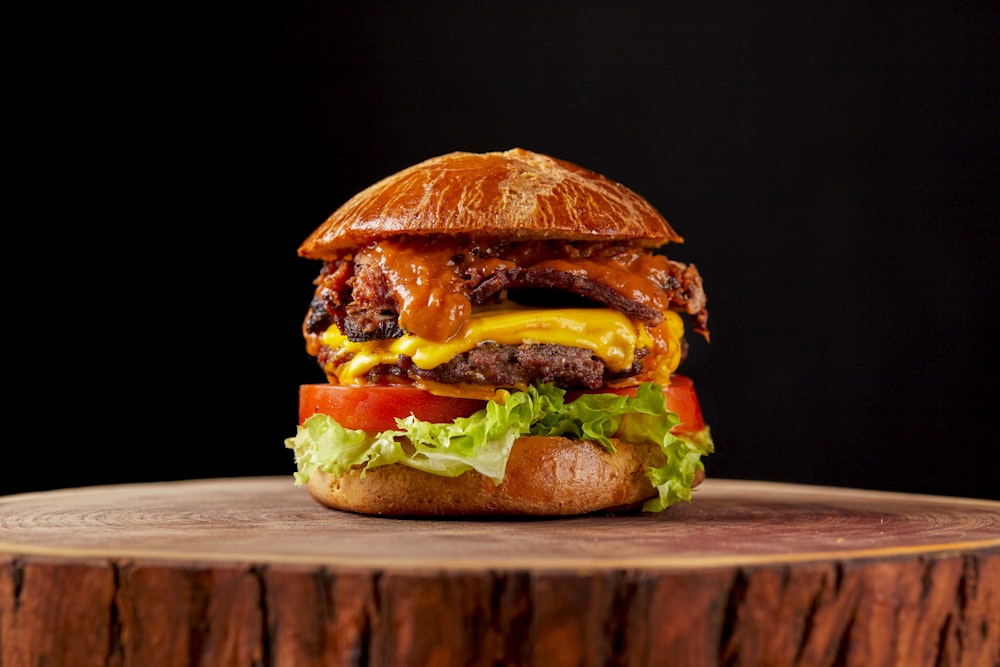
xmin=468 ymin=266 xmax=664 ymax=325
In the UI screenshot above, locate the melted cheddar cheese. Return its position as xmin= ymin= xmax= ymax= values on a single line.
xmin=320 ymin=306 xmax=684 ymax=386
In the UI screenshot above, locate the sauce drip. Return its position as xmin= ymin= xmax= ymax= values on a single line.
xmin=369 ymin=240 xmax=471 ymax=341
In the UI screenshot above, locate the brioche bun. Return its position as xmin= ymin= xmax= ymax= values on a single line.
xmin=298 ymin=148 xmax=683 ymax=258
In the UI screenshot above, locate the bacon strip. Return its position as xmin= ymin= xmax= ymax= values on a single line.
xmin=468 ymin=266 xmax=664 ymax=325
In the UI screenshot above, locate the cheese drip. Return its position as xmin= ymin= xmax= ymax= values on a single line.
xmin=321 ymin=307 xmax=683 ymax=386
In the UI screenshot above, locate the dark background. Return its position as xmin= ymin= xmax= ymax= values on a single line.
xmin=7 ymin=3 xmax=998 ymax=501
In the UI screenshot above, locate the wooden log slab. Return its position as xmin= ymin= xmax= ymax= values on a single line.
xmin=1 ymin=477 xmax=998 ymax=667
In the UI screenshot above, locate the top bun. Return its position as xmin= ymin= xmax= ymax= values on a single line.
xmin=299 ymin=148 xmax=683 ymax=258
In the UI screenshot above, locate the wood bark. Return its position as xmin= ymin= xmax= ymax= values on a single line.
xmin=1 ymin=478 xmax=998 ymax=667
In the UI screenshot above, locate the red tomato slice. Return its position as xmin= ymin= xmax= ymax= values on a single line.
xmin=661 ymin=374 xmax=707 ymax=432
xmin=299 ymin=385 xmax=487 ymax=431
xmin=299 ymin=375 xmax=706 ymax=433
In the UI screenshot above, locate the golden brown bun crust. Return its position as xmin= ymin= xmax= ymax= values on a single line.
xmin=299 ymin=148 xmax=683 ymax=259
xmin=304 ymin=435 xmax=704 ymax=517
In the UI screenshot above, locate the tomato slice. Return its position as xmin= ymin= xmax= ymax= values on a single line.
xmin=299 ymin=375 xmax=706 ymax=433
xmin=299 ymin=385 xmax=487 ymax=431
xmin=661 ymin=374 xmax=706 ymax=432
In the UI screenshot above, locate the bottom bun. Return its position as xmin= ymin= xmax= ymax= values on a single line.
xmin=305 ymin=435 xmax=704 ymax=516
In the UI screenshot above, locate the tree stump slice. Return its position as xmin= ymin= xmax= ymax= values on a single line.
xmin=1 ymin=477 xmax=998 ymax=667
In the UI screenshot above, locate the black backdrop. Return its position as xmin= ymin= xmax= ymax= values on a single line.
xmin=7 ymin=3 xmax=998 ymax=501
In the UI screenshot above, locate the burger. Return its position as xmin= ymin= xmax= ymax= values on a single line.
xmin=284 ymin=148 xmax=713 ymax=516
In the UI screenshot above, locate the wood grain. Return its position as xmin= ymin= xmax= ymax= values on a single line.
xmin=1 ymin=477 xmax=998 ymax=667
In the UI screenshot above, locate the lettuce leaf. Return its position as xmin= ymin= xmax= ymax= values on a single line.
xmin=283 ymin=383 xmax=713 ymax=512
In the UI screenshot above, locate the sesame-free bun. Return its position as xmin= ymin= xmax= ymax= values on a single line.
xmin=298 ymin=148 xmax=683 ymax=259
xmin=304 ymin=435 xmax=704 ymax=517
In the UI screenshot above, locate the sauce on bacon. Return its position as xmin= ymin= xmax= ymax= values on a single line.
xmin=356 ymin=237 xmax=692 ymax=343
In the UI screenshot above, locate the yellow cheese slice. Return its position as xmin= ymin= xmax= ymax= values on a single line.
xmin=322 ymin=307 xmax=682 ymax=385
